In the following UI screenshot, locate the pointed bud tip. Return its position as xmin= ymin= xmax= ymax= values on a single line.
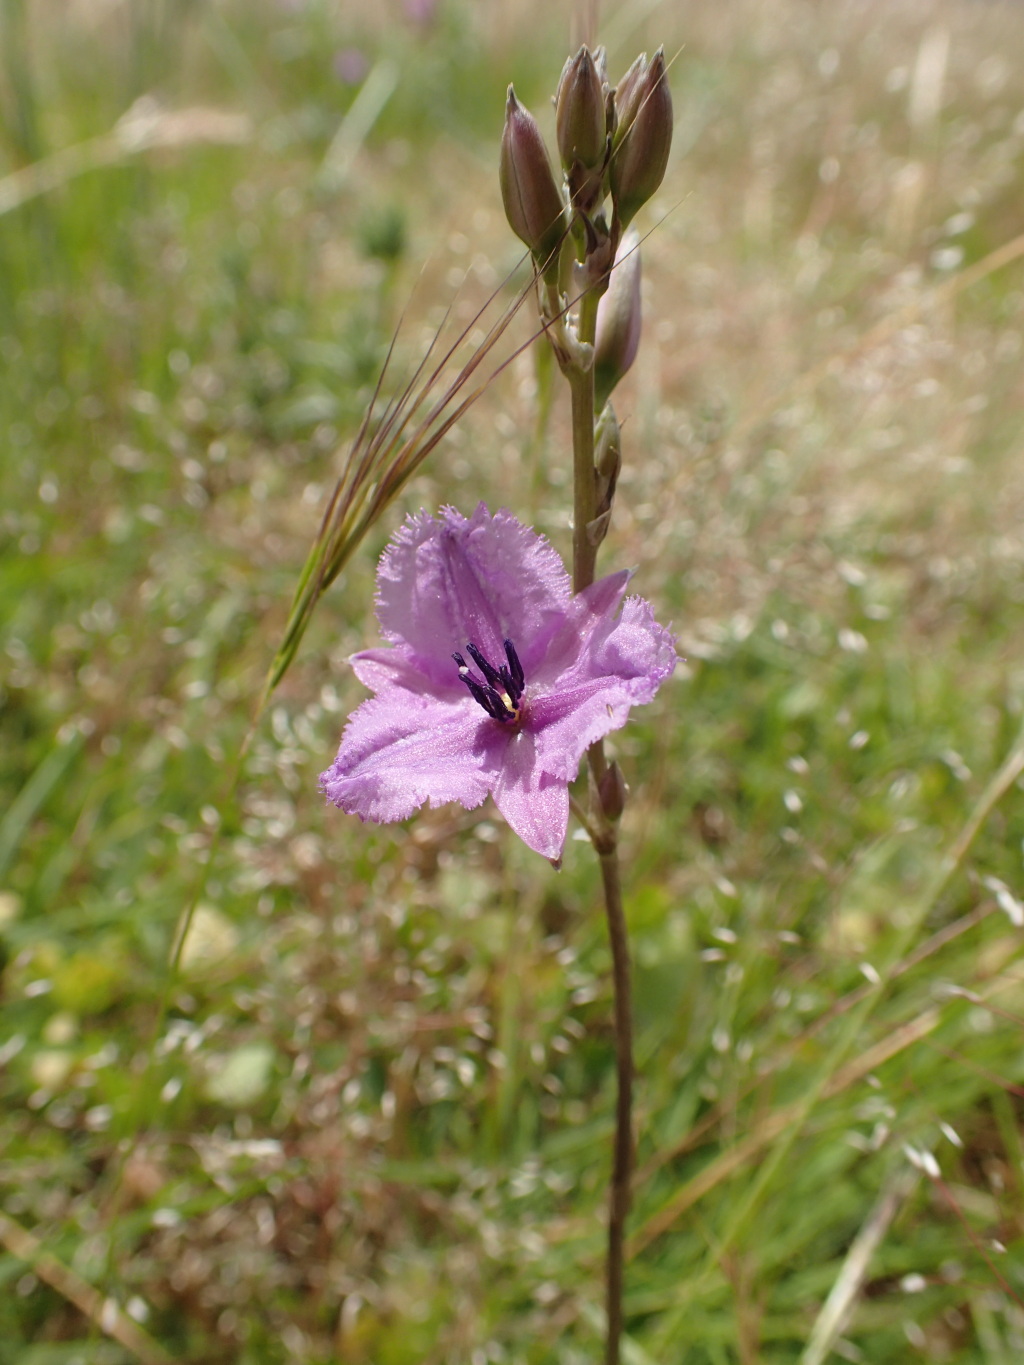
xmin=598 ymin=762 xmax=627 ymax=822
xmin=594 ymin=230 xmax=643 ymax=405
xmin=609 ymin=51 xmax=673 ymax=226
xmin=499 ymin=85 xmax=565 ymax=272
xmin=555 ymin=43 xmax=608 ymax=180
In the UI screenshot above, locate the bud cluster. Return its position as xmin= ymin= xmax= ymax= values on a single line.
xmin=557 ymin=46 xmax=672 ymax=233
xmin=498 ymin=43 xmax=673 ymax=653
xmin=607 ymin=52 xmax=673 ymax=230
xmin=499 ymin=45 xmax=672 ymax=401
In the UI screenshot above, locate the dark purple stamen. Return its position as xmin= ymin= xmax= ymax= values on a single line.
xmin=466 ymin=642 xmax=505 ymax=693
xmin=453 ymin=639 xmax=525 ymax=723
xmin=503 ymin=638 xmax=525 ymax=694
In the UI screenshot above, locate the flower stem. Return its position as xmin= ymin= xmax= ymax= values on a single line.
xmin=566 ymin=281 xmax=632 ymax=1365
xmin=599 ymin=845 xmax=632 ymax=1365
xmin=570 ymin=289 xmax=601 ymax=595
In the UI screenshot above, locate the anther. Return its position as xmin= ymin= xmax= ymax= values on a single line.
xmin=454 ymin=640 xmax=526 ymax=723
xmin=503 ymin=639 xmax=525 ymax=698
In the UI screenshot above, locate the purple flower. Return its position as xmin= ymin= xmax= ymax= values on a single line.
xmin=320 ymin=504 xmax=676 ymax=860
xmin=403 ymin=0 xmax=439 ymax=25
xmin=333 ymin=48 xmax=369 ymax=86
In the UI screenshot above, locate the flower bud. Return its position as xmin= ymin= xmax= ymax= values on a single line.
xmin=609 ymin=49 xmax=673 ymax=227
xmin=555 ymin=46 xmax=608 ymax=177
xmin=593 ymin=230 xmax=642 ymax=409
xmin=500 ymin=86 xmax=566 ymax=277
xmin=612 ymin=54 xmax=646 ymax=135
xmin=594 ymin=401 xmax=621 ymax=517
xmin=598 ymin=760 xmax=627 ymax=822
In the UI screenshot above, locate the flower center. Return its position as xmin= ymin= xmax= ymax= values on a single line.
xmin=452 ymin=638 xmax=525 ymax=724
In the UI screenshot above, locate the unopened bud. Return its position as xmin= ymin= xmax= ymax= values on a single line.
xmin=598 ymin=761 xmax=627 ymax=822
xmin=593 ymin=230 xmax=642 ymax=408
xmin=594 ymin=401 xmax=621 ymax=515
xmin=592 ymin=45 xmax=609 ymax=87
xmin=612 ymin=54 xmax=646 ymax=135
xmin=609 ymin=49 xmax=673 ymax=227
xmin=556 ymin=46 xmax=608 ymax=179
xmin=586 ymin=508 xmax=612 ymax=547
xmin=500 ymin=86 xmax=566 ymax=278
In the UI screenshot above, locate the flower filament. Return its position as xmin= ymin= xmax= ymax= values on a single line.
xmin=453 ymin=638 xmax=525 ymax=724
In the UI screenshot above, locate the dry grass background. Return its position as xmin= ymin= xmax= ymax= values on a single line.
xmin=2 ymin=0 xmax=1024 ymax=1361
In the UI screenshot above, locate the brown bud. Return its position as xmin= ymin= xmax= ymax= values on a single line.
xmin=612 ymin=54 xmax=646 ymax=134
xmin=594 ymin=230 xmax=642 ymax=409
xmin=594 ymin=400 xmax=621 ymax=517
xmin=598 ymin=761 xmax=627 ymax=822
xmin=609 ymin=49 xmax=673 ymax=227
xmin=499 ymin=86 xmax=565 ymax=277
xmin=555 ymin=46 xmax=608 ymax=177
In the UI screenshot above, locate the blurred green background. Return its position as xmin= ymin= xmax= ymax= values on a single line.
xmin=3 ymin=0 xmax=1024 ymax=1360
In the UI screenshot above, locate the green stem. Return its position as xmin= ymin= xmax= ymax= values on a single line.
xmin=565 ymin=277 xmax=632 ymax=1365
xmin=600 ymin=846 xmax=632 ymax=1365
xmin=570 ymin=289 xmax=601 ymax=594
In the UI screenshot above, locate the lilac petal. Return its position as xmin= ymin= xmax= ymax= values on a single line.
xmin=374 ymin=505 xmax=571 ymax=683
xmin=350 ymin=647 xmax=459 ymax=699
xmin=533 ymin=570 xmax=630 ymax=686
xmin=528 ymin=679 xmax=634 ymax=780
xmin=490 ymin=728 xmax=569 ymax=860
xmin=528 ymin=674 xmax=647 ymax=780
xmin=321 ymin=692 xmax=505 ymax=823
xmin=528 ymin=594 xmax=677 ymax=781
xmin=595 ymin=595 xmax=678 ymax=687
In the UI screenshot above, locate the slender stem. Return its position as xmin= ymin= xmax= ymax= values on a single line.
xmin=564 ymin=278 xmax=632 ymax=1365
xmin=570 ymin=289 xmax=601 ymax=594
xmin=600 ymin=847 xmax=633 ymax=1365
